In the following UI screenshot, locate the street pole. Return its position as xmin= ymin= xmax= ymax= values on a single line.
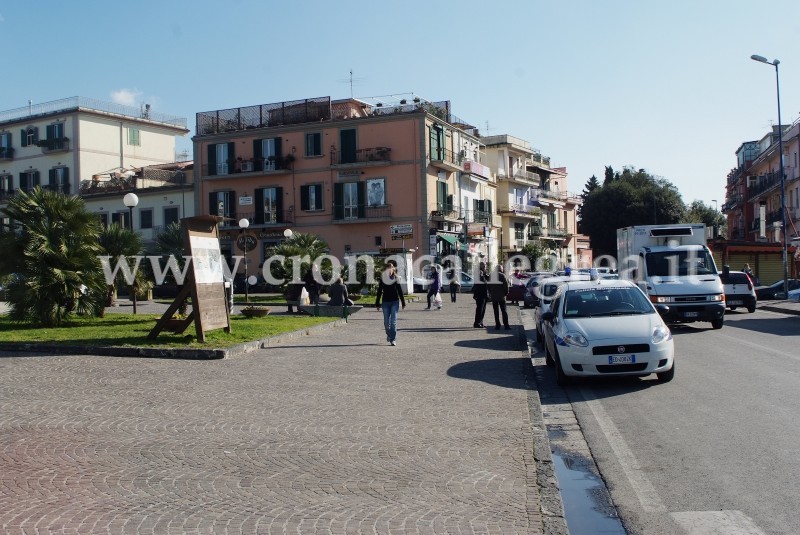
xmin=239 ymin=218 xmax=250 ymax=304
xmin=123 ymin=192 xmax=139 ymax=314
xmin=751 ymin=54 xmax=789 ymax=297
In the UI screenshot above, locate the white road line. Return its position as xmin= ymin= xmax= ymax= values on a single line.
xmin=579 ymin=387 xmax=667 ymax=513
xmin=670 ymin=510 xmax=767 ymax=535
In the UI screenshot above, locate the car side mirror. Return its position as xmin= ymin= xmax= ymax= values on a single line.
xmin=541 ymin=311 xmax=555 ymax=323
xmin=655 ymin=304 xmax=670 ymax=316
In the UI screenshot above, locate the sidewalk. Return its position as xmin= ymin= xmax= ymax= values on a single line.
xmin=0 ymin=297 xmax=565 ymax=534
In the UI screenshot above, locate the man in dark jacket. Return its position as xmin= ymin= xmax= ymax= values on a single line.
xmin=472 ymin=262 xmax=489 ymax=328
xmin=488 ymin=265 xmax=511 ymax=330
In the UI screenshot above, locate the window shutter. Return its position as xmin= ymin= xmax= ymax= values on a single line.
xmin=357 ymin=181 xmax=366 ymax=218
xmin=32 ymin=128 xmax=38 ymax=144
xmin=33 ymin=171 xmax=40 ymax=187
xmin=274 ymin=137 xmax=282 ymax=159
xmin=300 ymin=185 xmax=310 ymax=211
xmin=314 ymin=185 xmax=323 ymax=210
xmin=49 ymin=169 xmax=56 ymax=186
xmin=207 ymin=145 xmax=217 ymax=176
xmin=227 ymin=142 xmax=235 ymax=164
xmin=314 ymin=134 xmax=321 ymax=155
xmin=227 ymin=191 xmax=236 ymax=220
xmin=334 ymin=183 xmax=343 ymax=220
xmin=446 ymin=194 xmax=453 ymax=212
xmin=63 ymin=168 xmax=70 ymax=193
xmin=21 ymin=129 xmax=27 ymax=147
xmin=275 ymin=187 xmax=284 ymax=223
xmin=253 ymin=139 xmax=263 ymax=171
xmin=46 ymin=125 xmax=54 ymax=141
xmin=19 ymin=172 xmax=28 ymax=192
xmin=254 ymin=188 xmax=264 ymax=224
xmin=486 ymin=199 xmax=492 ymax=215
xmin=209 ymin=192 xmax=217 ymax=216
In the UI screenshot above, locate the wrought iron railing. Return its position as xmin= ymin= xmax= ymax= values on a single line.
xmin=747 ymin=172 xmax=781 ymax=199
xmin=766 ymin=208 xmax=784 ymax=225
xmin=429 ymin=203 xmax=461 ymax=219
xmin=0 ymin=189 xmax=15 ymax=202
xmin=462 ymin=209 xmax=491 ymax=224
xmin=0 ymin=147 xmax=14 ymax=160
xmin=37 ymin=138 xmax=70 ymax=153
xmin=499 ymin=203 xmax=541 ymax=216
xmin=42 ymin=183 xmax=71 ymax=195
xmin=332 ymin=204 xmax=392 ymax=221
xmin=196 ymin=97 xmax=332 ymax=135
xmin=330 ymin=146 xmax=392 ymax=165
xmin=430 ymin=147 xmax=462 ymax=167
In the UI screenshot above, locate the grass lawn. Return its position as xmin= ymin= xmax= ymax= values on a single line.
xmin=0 ymin=313 xmax=336 ymax=349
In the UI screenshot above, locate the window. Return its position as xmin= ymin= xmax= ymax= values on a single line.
xmin=437 ymin=181 xmax=451 ymax=212
xmin=305 ymin=132 xmax=322 ymax=157
xmin=209 ymin=191 xmax=235 ymax=219
xmin=333 ymin=182 xmax=365 ymax=220
xmin=48 ymin=167 xmax=70 ymax=194
xmin=48 ymin=122 xmax=64 ymax=140
xmin=140 ymin=208 xmax=153 ymax=229
xmin=19 ymin=170 xmax=40 ymax=192
xmin=429 ymin=124 xmax=444 ymax=160
xmin=164 ymin=206 xmax=180 ymax=227
xmin=98 ymin=213 xmax=109 ymax=227
xmin=253 ymin=137 xmax=282 ymax=171
xmin=343 ymin=182 xmax=359 ymax=219
xmin=255 ymin=187 xmax=283 ymax=224
xmin=527 ymin=222 xmax=539 ymax=239
xmin=21 ymin=127 xmax=39 ymax=147
xmin=111 ymin=211 xmax=131 ymax=229
xmin=1 ymin=174 xmax=11 ymax=192
xmin=300 ymin=184 xmax=323 ymax=211
xmin=207 ymin=142 xmax=234 ymax=176
xmin=514 ymin=223 xmax=525 ymax=240
xmin=128 ymin=128 xmax=141 ymax=146
xmin=0 ymin=132 xmax=11 ymax=156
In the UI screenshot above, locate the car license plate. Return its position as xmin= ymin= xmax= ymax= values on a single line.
xmin=728 ymin=300 xmax=743 ymax=305
xmin=683 ymin=311 xmax=699 ymax=318
xmin=609 ymin=355 xmax=635 ymax=364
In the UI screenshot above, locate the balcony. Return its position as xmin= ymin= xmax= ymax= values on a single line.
xmin=462 ymin=209 xmax=492 ymax=224
xmin=332 ymin=204 xmax=392 ymax=222
xmin=544 ymin=227 xmax=568 ymax=238
xmin=37 ymin=137 xmax=70 ymax=153
xmin=429 ymin=203 xmax=462 ymax=221
xmin=202 ymin=157 xmax=292 ymax=177
xmin=43 ymin=183 xmax=71 ymax=195
xmin=498 ymin=203 xmax=541 ymax=218
xmin=0 ymin=189 xmax=15 ymax=202
xmin=0 ymin=147 xmax=14 ymax=160
xmin=766 ymin=208 xmax=784 ymax=225
xmin=330 ymin=146 xmax=392 ymax=167
xmin=500 ymin=169 xmax=540 ymax=186
xmin=747 ymin=172 xmax=781 ymax=200
xmin=729 ymin=227 xmax=746 ymax=240
xmin=430 ymin=147 xmax=462 ymax=172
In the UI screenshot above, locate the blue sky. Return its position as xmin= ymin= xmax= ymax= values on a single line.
xmin=2 ymin=0 xmax=799 ymax=208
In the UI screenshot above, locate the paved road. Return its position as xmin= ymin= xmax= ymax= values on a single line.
xmin=0 ymin=298 xmax=552 ymax=534
xmin=530 ymin=306 xmax=800 ymax=535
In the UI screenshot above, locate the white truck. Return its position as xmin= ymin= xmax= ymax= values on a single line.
xmin=617 ymin=224 xmax=725 ymax=329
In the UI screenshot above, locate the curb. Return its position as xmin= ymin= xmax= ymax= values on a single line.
xmin=758 ymin=303 xmax=800 ymax=316
xmin=518 ymin=308 xmax=570 ymax=535
xmin=0 ymin=318 xmax=348 ymax=360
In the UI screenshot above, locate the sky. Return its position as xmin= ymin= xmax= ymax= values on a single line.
xmin=2 ymin=0 xmax=799 ymax=208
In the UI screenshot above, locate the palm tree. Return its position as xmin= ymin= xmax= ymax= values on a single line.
xmin=154 ymin=222 xmax=188 ymax=314
xmin=98 ymin=223 xmax=146 ymax=306
xmin=264 ymin=232 xmax=330 ymax=289
xmin=0 ymin=187 xmax=107 ymax=326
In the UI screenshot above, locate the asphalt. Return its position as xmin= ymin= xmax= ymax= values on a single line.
xmin=0 ymin=296 xmax=567 ymax=535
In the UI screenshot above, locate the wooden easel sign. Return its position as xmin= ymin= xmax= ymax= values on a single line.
xmin=149 ymin=215 xmax=231 ymax=342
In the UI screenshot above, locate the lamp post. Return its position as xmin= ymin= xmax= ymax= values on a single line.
xmin=751 ymin=53 xmax=788 ymax=298
xmin=239 ymin=218 xmax=250 ymax=303
xmin=122 ymin=192 xmax=139 ymax=314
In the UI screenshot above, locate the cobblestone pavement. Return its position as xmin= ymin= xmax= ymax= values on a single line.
xmin=0 ymin=297 xmax=546 ymax=534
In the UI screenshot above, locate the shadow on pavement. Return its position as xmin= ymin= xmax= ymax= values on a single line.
xmin=447 ymin=357 xmax=532 ymax=390
xmin=669 ymin=315 xmax=799 ymax=338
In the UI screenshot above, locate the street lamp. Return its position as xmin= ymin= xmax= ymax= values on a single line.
xmin=283 ymin=228 xmax=293 ymax=239
xmin=122 ymin=192 xmax=139 ymax=314
xmin=751 ymin=53 xmax=788 ymax=298
xmin=239 ymin=218 xmax=250 ymax=303
xmin=711 ymin=199 xmax=718 ymax=212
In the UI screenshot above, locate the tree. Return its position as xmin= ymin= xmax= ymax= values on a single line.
xmin=0 ymin=187 xmax=107 ymax=326
xmin=154 ymin=221 xmax=188 ymax=313
xmin=99 ymin=223 xmax=147 ymax=306
xmin=580 ymin=166 xmax=686 ymax=257
xmin=263 ymin=232 xmax=330 ymax=291
xmin=519 ymin=242 xmax=545 ymax=271
xmin=578 ymin=175 xmax=602 ymax=233
xmin=686 ymin=200 xmax=727 ymax=238
xmin=603 ymin=166 xmax=616 ymax=185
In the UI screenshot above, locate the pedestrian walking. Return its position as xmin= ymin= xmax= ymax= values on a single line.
xmin=376 ymin=260 xmax=406 ymax=346
xmin=448 ymin=266 xmax=461 ymax=302
xmin=488 ymin=265 xmax=511 ymax=330
xmin=426 ymin=264 xmax=443 ymax=310
xmin=472 ymin=262 xmax=489 ymax=328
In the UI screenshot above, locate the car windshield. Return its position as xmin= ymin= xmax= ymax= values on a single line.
xmin=645 ymin=250 xmax=717 ymax=277
xmin=562 ymin=287 xmax=654 ymax=318
xmin=541 ymin=283 xmax=562 ymax=300
xmin=722 ymin=273 xmax=750 ymax=285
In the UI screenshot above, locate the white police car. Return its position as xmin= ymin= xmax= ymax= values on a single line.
xmin=540 ymin=278 xmax=674 ymax=386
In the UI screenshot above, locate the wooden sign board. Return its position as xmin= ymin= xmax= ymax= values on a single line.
xmin=149 ymin=215 xmax=230 ymax=342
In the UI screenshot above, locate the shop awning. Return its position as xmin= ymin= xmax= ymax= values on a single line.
xmin=438 ymin=234 xmax=459 ymax=246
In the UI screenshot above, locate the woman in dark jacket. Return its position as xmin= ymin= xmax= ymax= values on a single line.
xmin=375 ymin=260 xmax=406 ymax=346
xmin=327 ymin=277 xmax=349 ymax=306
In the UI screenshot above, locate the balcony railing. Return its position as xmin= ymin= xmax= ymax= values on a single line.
xmin=332 ymin=204 xmax=392 ymax=222
xmin=0 ymin=189 xmax=15 ymax=202
xmin=729 ymin=227 xmax=746 ymax=240
xmin=544 ymin=227 xmax=568 ymax=238
xmin=462 ymin=209 xmax=492 ymax=224
xmin=37 ymin=138 xmax=70 ymax=153
xmin=330 ymin=146 xmax=392 ymax=166
xmin=0 ymin=147 xmax=14 ymax=160
xmin=498 ymin=203 xmax=541 ymax=217
xmin=429 ymin=203 xmax=462 ymax=220
xmin=430 ymin=147 xmax=462 ymax=168
xmin=747 ymin=172 xmax=781 ymax=199
xmin=42 ymin=183 xmax=71 ymax=195
xmin=766 ymin=208 xmax=784 ymax=225
xmin=510 ymin=169 xmax=541 ymax=184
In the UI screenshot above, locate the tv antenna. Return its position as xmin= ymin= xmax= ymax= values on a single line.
xmin=338 ymin=69 xmax=365 ymax=98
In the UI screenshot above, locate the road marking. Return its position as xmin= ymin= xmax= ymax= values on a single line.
xmin=670 ymin=510 xmax=767 ymax=534
xmin=579 ymin=387 xmax=667 ymax=513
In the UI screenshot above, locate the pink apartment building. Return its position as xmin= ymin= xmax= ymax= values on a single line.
xmin=193 ymin=95 xmax=498 ymax=274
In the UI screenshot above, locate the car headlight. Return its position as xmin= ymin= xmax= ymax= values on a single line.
xmin=563 ymin=331 xmax=588 ymax=347
xmin=650 ymin=295 xmax=672 ymax=303
xmin=706 ymin=294 xmax=724 ymax=302
xmin=652 ymin=325 xmax=672 ymax=344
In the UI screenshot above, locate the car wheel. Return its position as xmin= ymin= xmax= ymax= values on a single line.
xmin=657 ymin=362 xmax=675 ymax=383
xmin=711 ymin=318 xmax=724 ymax=330
xmin=747 ymin=304 xmax=756 ymax=313
xmin=728 ymin=306 xmax=737 ymax=311
xmin=554 ymin=351 xmax=569 ymax=386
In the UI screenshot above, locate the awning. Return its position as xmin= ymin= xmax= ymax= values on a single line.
xmin=437 ymin=234 xmax=459 ymax=246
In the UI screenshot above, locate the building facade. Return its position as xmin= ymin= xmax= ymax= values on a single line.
xmin=192 ymin=95 xmax=498 ymax=273
xmin=482 ymin=134 xmax=586 ymax=270
xmin=721 ymin=120 xmax=800 ymax=282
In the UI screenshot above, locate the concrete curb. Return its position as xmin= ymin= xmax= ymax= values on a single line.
xmin=0 ymin=318 xmax=348 ymax=360
xmin=759 ymin=303 xmax=800 ymax=316
xmin=518 ymin=308 xmax=570 ymax=535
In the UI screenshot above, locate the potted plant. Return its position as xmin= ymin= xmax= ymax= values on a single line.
xmin=240 ymin=305 xmax=271 ymax=318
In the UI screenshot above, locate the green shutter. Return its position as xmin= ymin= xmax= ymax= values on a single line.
xmin=227 ymin=191 xmax=236 ymax=220
xmin=334 ymin=183 xmax=343 ymax=220
xmin=209 ymin=192 xmax=217 ymax=216
xmin=253 ymin=139 xmax=263 ymax=171
xmin=21 ymin=129 xmax=27 ymax=147
xmin=275 ymin=187 xmax=284 ymax=223
xmin=49 ymin=169 xmax=56 ymax=186
xmin=32 ymin=128 xmax=38 ymax=144
xmin=227 ymin=142 xmax=235 ymax=163
xmin=46 ymin=125 xmax=54 ymax=141
xmin=207 ymin=145 xmax=217 ymax=176
xmin=254 ymin=188 xmax=264 ymax=224
xmin=274 ymin=137 xmax=282 ymax=159
xmin=357 ymin=182 xmax=366 ymax=218
xmin=19 ymin=172 xmax=28 ymax=192
xmin=300 ymin=185 xmax=310 ymax=211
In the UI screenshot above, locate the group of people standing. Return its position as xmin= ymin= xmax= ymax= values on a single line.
xmin=471 ymin=262 xmax=511 ymax=330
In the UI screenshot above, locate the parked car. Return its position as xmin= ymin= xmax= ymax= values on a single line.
xmin=788 ymin=288 xmax=800 ymax=302
xmin=540 ymin=279 xmax=675 ymax=386
xmin=444 ymin=272 xmax=474 ymax=293
xmin=532 ymin=276 xmax=576 ymax=340
xmin=754 ymin=279 xmax=800 ymax=300
xmin=522 ymin=272 xmax=556 ymax=308
xmin=720 ymin=270 xmax=757 ymax=313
